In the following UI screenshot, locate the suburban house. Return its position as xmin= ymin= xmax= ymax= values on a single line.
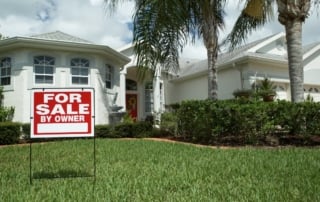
xmin=0 ymin=31 xmax=130 ymax=124
xmin=1 ymin=31 xmax=320 ymax=124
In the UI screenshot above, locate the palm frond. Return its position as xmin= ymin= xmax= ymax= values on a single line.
xmin=223 ymin=0 xmax=274 ymax=50
xmin=132 ymin=0 xmax=192 ymax=79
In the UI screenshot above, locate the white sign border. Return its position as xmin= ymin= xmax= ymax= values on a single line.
xmin=30 ymin=88 xmax=95 ymax=138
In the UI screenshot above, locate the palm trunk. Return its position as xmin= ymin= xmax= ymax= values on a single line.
xmin=207 ymin=46 xmax=218 ymax=100
xmin=203 ymin=10 xmax=219 ymax=100
xmin=277 ymin=0 xmax=310 ymax=103
xmin=285 ymin=20 xmax=304 ymax=102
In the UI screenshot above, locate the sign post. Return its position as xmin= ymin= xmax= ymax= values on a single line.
xmin=29 ymin=88 xmax=95 ymax=184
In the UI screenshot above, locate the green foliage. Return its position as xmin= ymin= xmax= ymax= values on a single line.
xmin=95 ymin=121 xmax=153 ymax=139
xmin=122 ymin=112 xmax=135 ymax=123
xmin=21 ymin=123 xmax=31 ymax=139
xmin=160 ymin=112 xmax=178 ymax=136
xmin=176 ymin=99 xmax=320 ymax=145
xmin=0 ymin=86 xmax=15 ymax=122
xmin=95 ymin=125 xmax=114 ymax=138
xmin=0 ymin=106 xmax=14 ymax=122
xmin=233 ymin=89 xmax=254 ymax=99
xmin=0 ymin=122 xmax=21 ymax=145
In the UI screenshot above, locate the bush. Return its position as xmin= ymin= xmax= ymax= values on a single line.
xmin=0 ymin=106 xmax=14 ymax=122
xmin=160 ymin=112 xmax=178 ymax=136
xmin=21 ymin=123 xmax=31 ymax=140
xmin=176 ymin=100 xmax=320 ymax=145
xmin=0 ymin=122 xmax=21 ymax=145
xmin=132 ymin=121 xmax=153 ymax=137
xmin=95 ymin=125 xmax=114 ymax=138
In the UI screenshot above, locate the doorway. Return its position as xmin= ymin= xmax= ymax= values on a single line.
xmin=126 ymin=93 xmax=138 ymax=121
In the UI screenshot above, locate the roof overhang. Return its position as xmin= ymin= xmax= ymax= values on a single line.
xmin=0 ymin=37 xmax=131 ymax=66
xmin=171 ymin=54 xmax=288 ymax=83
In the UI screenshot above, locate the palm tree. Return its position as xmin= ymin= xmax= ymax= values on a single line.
xmin=225 ymin=0 xmax=314 ymax=103
xmin=105 ymin=0 xmax=226 ymax=100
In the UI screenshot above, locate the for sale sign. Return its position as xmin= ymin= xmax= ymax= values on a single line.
xmin=31 ymin=88 xmax=94 ymax=138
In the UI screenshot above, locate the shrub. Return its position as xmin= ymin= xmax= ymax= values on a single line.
xmin=160 ymin=112 xmax=178 ymax=136
xmin=95 ymin=125 xmax=114 ymax=138
xmin=21 ymin=123 xmax=31 ymax=140
xmin=132 ymin=121 xmax=153 ymax=137
xmin=113 ymin=123 xmax=134 ymax=138
xmin=175 ymin=99 xmax=320 ymax=145
xmin=0 ymin=106 xmax=14 ymax=122
xmin=0 ymin=122 xmax=21 ymax=145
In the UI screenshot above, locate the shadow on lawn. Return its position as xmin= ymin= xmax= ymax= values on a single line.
xmin=32 ymin=169 xmax=93 ymax=180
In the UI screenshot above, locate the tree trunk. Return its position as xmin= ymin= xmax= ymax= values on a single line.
xmin=277 ymin=0 xmax=310 ymax=103
xmin=207 ymin=46 xmax=218 ymax=100
xmin=284 ymin=20 xmax=304 ymax=102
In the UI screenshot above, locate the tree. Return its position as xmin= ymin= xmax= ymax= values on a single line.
xmin=105 ymin=0 xmax=226 ymax=100
xmin=225 ymin=0 xmax=314 ymax=103
xmin=0 ymin=33 xmax=7 ymax=40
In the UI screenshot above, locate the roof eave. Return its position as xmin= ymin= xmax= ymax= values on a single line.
xmin=0 ymin=37 xmax=131 ymax=66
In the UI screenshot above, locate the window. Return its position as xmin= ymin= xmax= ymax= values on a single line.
xmin=0 ymin=57 xmax=11 ymax=85
xmin=105 ymin=64 xmax=113 ymax=89
xmin=34 ymin=56 xmax=54 ymax=84
xmin=145 ymin=82 xmax=153 ymax=113
xmin=160 ymin=82 xmax=164 ymax=111
xmin=71 ymin=58 xmax=89 ymax=85
xmin=126 ymin=79 xmax=137 ymax=91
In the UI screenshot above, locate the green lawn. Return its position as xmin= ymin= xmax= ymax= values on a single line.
xmin=1 ymin=139 xmax=320 ymax=201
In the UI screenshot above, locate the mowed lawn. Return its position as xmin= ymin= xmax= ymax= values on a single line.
xmin=1 ymin=139 xmax=320 ymax=201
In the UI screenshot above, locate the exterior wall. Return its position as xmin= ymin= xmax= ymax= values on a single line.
xmin=1 ymin=48 xmax=122 ymax=124
xmin=166 ymin=66 xmax=242 ymax=103
xmin=167 ymin=75 xmax=208 ymax=104
xmin=217 ymin=67 xmax=242 ymax=99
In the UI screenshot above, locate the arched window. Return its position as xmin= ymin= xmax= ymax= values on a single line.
xmin=71 ymin=58 xmax=89 ymax=85
xmin=0 ymin=57 xmax=11 ymax=85
xmin=34 ymin=56 xmax=54 ymax=84
xmin=126 ymin=79 xmax=137 ymax=91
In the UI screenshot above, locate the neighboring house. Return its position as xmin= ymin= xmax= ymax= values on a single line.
xmin=165 ymin=32 xmax=320 ymax=104
xmin=0 ymin=31 xmax=130 ymax=124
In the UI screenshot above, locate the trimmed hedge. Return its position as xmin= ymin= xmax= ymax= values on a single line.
xmin=95 ymin=121 xmax=154 ymax=138
xmin=0 ymin=122 xmax=21 ymax=145
xmin=176 ymin=100 xmax=320 ymax=145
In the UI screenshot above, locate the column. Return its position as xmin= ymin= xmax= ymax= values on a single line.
xmin=120 ymin=67 xmax=127 ymax=111
xmin=153 ymin=65 xmax=161 ymax=123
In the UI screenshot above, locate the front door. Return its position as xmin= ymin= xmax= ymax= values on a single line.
xmin=126 ymin=93 xmax=138 ymax=121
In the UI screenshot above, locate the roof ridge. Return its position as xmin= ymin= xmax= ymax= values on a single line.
xmin=30 ymin=31 xmax=93 ymax=44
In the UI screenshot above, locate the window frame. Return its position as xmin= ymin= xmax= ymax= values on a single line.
xmin=70 ymin=58 xmax=90 ymax=85
xmin=105 ymin=64 xmax=113 ymax=89
xmin=33 ymin=56 xmax=55 ymax=85
xmin=144 ymin=81 xmax=153 ymax=113
xmin=0 ymin=57 xmax=11 ymax=86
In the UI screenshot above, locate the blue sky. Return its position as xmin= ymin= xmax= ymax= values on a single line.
xmin=1 ymin=0 xmax=320 ymax=59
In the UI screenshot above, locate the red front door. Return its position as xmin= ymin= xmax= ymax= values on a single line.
xmin=126 ymin=94 xmax=138 ymax=121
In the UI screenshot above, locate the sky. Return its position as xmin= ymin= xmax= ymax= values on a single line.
xmin=0 ymin=0 xmax=320 ymax=59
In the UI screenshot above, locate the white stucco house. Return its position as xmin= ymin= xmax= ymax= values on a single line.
xmin=1 ymin=31 xmax=320 ymax=124
xmin=164 ymin=32 xmax=320 ymax=104
xmin=0 ymin=31 xmax=130 ymax=124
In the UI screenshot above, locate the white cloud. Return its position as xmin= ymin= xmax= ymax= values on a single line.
xmin=0 ymin=0 xmax=319 ymax=59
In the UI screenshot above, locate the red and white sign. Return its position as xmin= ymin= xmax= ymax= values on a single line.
xmin=31 ymin=88 xmax=94 ymax=138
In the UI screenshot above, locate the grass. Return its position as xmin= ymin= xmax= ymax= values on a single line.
xmin=1 ymin=139 xmax=320 ymax=201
